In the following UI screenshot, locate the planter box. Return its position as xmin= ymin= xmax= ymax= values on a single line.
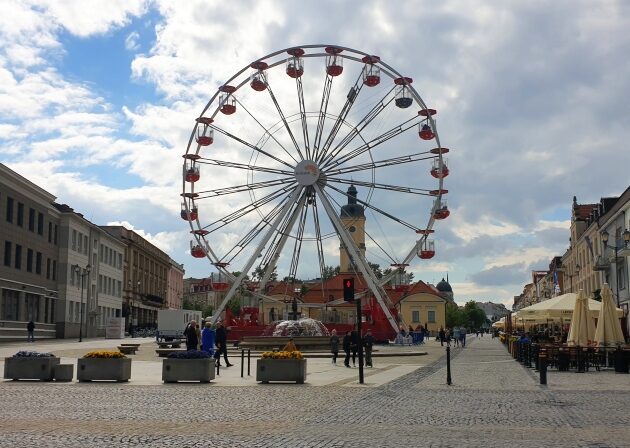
xmin=162 ymin=358 xmax=215 ymax=383
xmin=256 ymin=358 xmax=306 ymax=384
xmin=3 ymin=357 xmax=60 ymax=381
xmin=77 ymin=358 xmax=131 ymax=382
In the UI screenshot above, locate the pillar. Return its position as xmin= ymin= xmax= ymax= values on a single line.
xmin=18 ymin=291 xmax=27 ymax=321
xmin=38 ymin=295 xmax=46 ymax=323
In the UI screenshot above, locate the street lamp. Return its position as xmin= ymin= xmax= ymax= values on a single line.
xmin=601 ymin=229 xmax=630 ymax=307
xmin=127 ymin=280 xmax=140 ymax=333
xmin=74 ymin=264 xmax=91 ymax=342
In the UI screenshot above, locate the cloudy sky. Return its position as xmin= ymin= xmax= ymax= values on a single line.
xmin=1 ymin=0 xmax=629 ymax=307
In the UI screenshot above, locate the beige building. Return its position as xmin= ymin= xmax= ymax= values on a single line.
xmin=167 ymin=258 xmax=185 ymax=309
xmin=396 ymin=280 xmax=449 ymax=333
xmin=339 ymin=185 xmax=366 ymax=273
xmin=101 ymin=226 xmax=170 ymax=329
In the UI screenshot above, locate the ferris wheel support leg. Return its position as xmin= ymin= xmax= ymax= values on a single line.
xmin=259 ymin=194 xmax=307 ymax=290
xmin=313 ymin=184 xmax=400 ymax=335
xmin=211 ymin=186 xmax=305 ymax=326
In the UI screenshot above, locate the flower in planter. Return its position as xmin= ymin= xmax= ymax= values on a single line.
xmin=83 ymin=350 xmax=127 ymax=359
xmin=12 ymin=350 xmax=55 ymax=358
xmin=261 ymin=350 xmax=304 ymax=360
xmin=167 ymin=350 xmax=212 ymax=359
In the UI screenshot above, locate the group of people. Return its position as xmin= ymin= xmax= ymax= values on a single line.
xmin=183 ymin=320 xmax=233 ymax=367
xmin=329 ymin=328 xmax=374 ymax=368
xmin=438 ymin=326 xmax=468 ymax=347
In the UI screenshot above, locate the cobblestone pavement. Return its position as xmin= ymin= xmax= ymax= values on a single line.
xmin=1 ymin=336 xmax=629 ymax=447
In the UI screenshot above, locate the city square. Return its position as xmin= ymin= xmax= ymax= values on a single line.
xmin=2 ymin=336 xmax=630 ymax=447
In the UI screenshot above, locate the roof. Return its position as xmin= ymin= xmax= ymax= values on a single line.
xmin=436 ymin=277 xmax=452 ymax=293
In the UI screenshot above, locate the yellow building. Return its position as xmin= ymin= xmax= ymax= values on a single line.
xmin=339 ymin=185 xmax=366 ymax=273
xmin=396 ymin=280 xmax=449 ymax=333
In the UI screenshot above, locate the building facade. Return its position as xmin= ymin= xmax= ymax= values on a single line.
xmin=167 ymin=258 xmax=185 ymax=310
xmin=0 ymin=164 xmax=60 ymax=340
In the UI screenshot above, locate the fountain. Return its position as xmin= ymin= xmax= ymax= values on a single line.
xmin=262 ymin=318 xmax=331 ymax=337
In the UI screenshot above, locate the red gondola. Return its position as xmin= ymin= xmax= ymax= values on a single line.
xmin=430 ymin=158 xmax=449 ymax=178
xmin=184 ymin=162 xmax=200 ymax=183
xmin=250 ymin=61 xmax=268 ymax=91
xmin=286 ymin=56 xmax=304 ymax=78
xmin=181 ymin=203 xmax=198 ymax=221
xmin=325 ymin=47 xmax=343 ymax=76
xmin=191 ymin=242 xmax=205 ymax=258
xmin=361 ymin=55 xmax=380 ymax=86
xmin=419 ymin=123 xmax=435 ymax=140
xmin=433 ymin=200 xmax=450 ymax=220
xmin=418 ymin=239 xmax=435 ymax=259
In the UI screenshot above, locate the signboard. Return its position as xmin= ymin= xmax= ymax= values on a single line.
xmin=106 ymin=317 xmax=125 ymax=339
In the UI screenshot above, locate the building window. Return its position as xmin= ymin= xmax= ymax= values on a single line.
xmin=77 ymin=232 xmax=82 ymax=253
xmin=54 ymin=225 xmax=58 ymax=245
xmin=428 ymin=310 xmax=436 ymax=323
xmin=17 ymin=202 xmax=24 ymax=226
xmin=28 ymin=208 xmax=35 ymax=232
xmin=100 ymin=244 xmax=104 ymax=262
xmin=619 ymin=264 xmax=626 ymax=290
xmin=6 ymin=196 xmax=14 ymax=222
xmin=72 ymin=230 xmax=77 ymax=250
xmin=26 ymin=248 xmax=33 ymax=272
xmin=48 ymin=222 xmax=53 ymax=243
xmin=412 ymin=310 xmax=420 ymax=323
xmin=37 ymin=212 xmax=44 ymax=235
xmin=35 ymin=252 xmax=42 ymax=275
xmin=118 ymin=253 xmax=122 ymax=269
xmin=46 ymin=258 xmax=51 ymax=279
xmin=52 ymin=260 xmax=57 ymax=281
xmin=4 ymin=241 xmax=11 ymax=266
xmin=15 ymin=244 xmax=22 ymax=269
xmin=83 ymin=235 xmax=88 ymax=255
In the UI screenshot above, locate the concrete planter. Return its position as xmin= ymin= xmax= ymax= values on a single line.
xmin=77 ymin=357 xmax=131 ymax=382
xmin=162 ymin=358 xmax=216 ymax=383
xmin=256 ymin=358 xmax=307 ymax=384
xmin=3 ymin=357 xmax=60 ymax=381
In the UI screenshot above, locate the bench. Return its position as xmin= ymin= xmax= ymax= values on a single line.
xmin=118 ymin=346 xmax=138 ymax=355
xmin=120 ymin=343 xmax=141 ymax=348
xmin=238 ymin=336 xmax=331 ymax=351
xmin=156 ymin=348 xmax=187 ymax=357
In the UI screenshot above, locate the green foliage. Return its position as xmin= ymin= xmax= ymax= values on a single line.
xmin=202 ymin=305 xmax=214 ymax=317
xmin=446 ymin=301 xmax=487 ymax=330
xmin=322 ymin=265 xmax=340 ymax=280
xmin=227 ymin=297 xmax=241 ymax=316
xmin=368 ymin=262 xmax=382 ymax=279
xmin=300 ymin=284 xmax=309 ymax=296
xmin=251 ymin=265 xmax=277 ymax=282
xmin=183 ymin=299 xmax=202 ymax=311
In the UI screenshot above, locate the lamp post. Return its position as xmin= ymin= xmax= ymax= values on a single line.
xmin=127 ymin=280 xmax=140 ymax=332
xmin=601 ymin=229 xmax=630 ymax=307
xmin=74 ymin=264 xmax=91 ymax=342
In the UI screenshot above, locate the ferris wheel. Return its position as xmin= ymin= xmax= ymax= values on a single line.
xmin=181 ymin=45 xmax=450 ymax=332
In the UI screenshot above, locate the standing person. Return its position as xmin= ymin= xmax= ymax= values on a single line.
xmin=350 ymin=328 xmax=359 ymax=367
xmin=342 ymin=331 xmax=352 ymax=368
xmin=26 ymin=320 xmax=35 ymax=342
xmin=445 ymin=329 xmax=452 ymax=347
xmin=201 ymin=322 xmax=215 ymax=357
xmin=363 ymin=329 xmax=374 ymax=368
xmin=453 ymin=327 xmax=460 ymax=347
xmin=329 ymin=329 xmax=340 ymax=365
xmin=215 ymin=321 xmax=233 ymax=367
xmin=438 ymin=327 xmax=446 ymax=347
xmin=184 ymin=320 xmax=199 ymax=351
xmin=460 ymin=326 xmax=467 ymax=348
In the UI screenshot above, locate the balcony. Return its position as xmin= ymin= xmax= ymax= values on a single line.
xmin=144 ymin=294 xmax=165 ymax=306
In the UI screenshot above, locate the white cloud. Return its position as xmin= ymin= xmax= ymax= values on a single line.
xmin=125 ymin=31 xmax=140 ymax=51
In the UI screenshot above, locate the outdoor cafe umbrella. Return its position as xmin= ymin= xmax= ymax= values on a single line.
xmin=567 ymin=289 xmax=595 ymax=346
xmin=594 ymin=284 xmax=625 ymax=347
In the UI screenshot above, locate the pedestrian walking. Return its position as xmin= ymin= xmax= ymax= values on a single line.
xmin=350 ymin=328 xmax=359 ymax=367
xmin=445 ymin=329 xmax=452 ymax=347
xmin=438 ymin=327 xmax=446 ymax=346
xmin=460 ymin=327 xmax=467 ymax=348
xmin=201 ymin=322 xmax=215 ymax=356
xmin=215 ymin=321 xmax=233 ymax=367
xmin=453 ymin=327 xmax=460 ymax=347
xmin=184 ymin=320 xmax=199 ymax=351
xmin=26 ymin=320 xmax=35 ymax=342
xmin=329 ymin=329 xmax=340 ymax=365
xmin=363 ymin=329 xmax=374 ymax=367
xmin=343 ymin=331 xmax=352 ymax=368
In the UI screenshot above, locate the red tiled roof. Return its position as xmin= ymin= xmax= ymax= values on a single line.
xmin=573 ymin=203 xmax=597 ymax=221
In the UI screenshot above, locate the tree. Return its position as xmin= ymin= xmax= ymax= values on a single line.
xmin=462 ymin=301 xmax=487 ymax=329
xmin=445 ymin=303 xmax=465 ymax=328
xmin=202 ymin=305 xmax=214 ymax=318
xmin=322 ymin=265 xmax=340 ymax=280
xmin=227 ymin=297 xmax=241 ymax=316
xmin=183 ymin=299 xmax=202 ymax=311
xmin=251 ymin=265 xmax=277 ymax=282
xmin=368 ymin=262 xmax=383 ymax=279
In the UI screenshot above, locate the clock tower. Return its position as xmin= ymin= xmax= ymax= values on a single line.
xmin=339 ymin=185 xmax=366 ymax=273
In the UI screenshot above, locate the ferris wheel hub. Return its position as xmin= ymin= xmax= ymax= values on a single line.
xmin=294 ymin=160 xmax=320 ymax=186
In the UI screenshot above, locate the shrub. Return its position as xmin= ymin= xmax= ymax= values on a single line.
xmin=261 ymin=351 xmax=304 ymax=360
xmin=83 ymin=350 xmax=127 ymax=359
xmin=12 ymin=350 xmax=54 ymax=358
xmin=167 ymin=350 xmax=212 ymax=359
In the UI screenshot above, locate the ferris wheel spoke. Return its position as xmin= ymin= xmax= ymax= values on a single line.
xmin=322 ymin=116 xmax=419 ymax=170
xmin=265 ymin=84 xmax=305 ymax=160
xmin=312 ymin=74 xmax=333 ymax=158
xmin=258 ymin=193 xmax=308 ymax=290
xmin=324 ymin=151 xmax=434 ymax=176
xmin=234 ymin=98 xmax=300 ymax=165
xmin=295 ymin=77 xmax=311 ymax=159
xmin=324 ymin=183 xmax=421 ymax=232
xmin=202 ymin=184 xmax=296 ymax=234
xmin=194 ymin=177 xmax=295 ymax=199
xmin=198 ymin=158 xmax=293 ymax=176
xmin=316 ymin=72 xmax=365 ymax=164
xmin=364 ymin=230 xmax=398 ymax=265
xmin=287 ymin=198 xmax=309 ymax=282
xmin=327 ymin=177 xmax=435 ymax=196
xmin=319 ymin=86 xmax=395 ymax=167
xmin=210 ymin=124 xmax=294 ymax=168
xmin=311 ymin=197 xmax=328 ymax=281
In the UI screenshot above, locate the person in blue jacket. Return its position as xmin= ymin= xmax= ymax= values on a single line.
xmin=201 ymin=322 xmax=215 ymax=356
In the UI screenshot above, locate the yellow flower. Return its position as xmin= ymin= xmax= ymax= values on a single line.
xmin=83 ymin=350 xmax=127 ymax=359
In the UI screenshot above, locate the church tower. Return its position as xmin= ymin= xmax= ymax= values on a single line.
xmin=339 ymin=185 xmax=366 ymax=273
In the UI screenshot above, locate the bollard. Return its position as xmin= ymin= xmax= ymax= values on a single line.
xmin=241 ymin=349 xmax=245 ymax=378
xmin=446 ymin=346 xmax=452 ymax=385
xmin=525 ymin=343 xmax=532 ymax=368
xmin=576 ymin=346 xmax=585 ymax=373
xmin=539 ymin=355 xmax=547 ymax=385
xmin=247 ymin=349 xmax=251 ymax=376
xmin=216 ymin=358 xmax=220 ymax=376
